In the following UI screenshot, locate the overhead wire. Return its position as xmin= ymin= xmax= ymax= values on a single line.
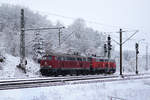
xmin=38 ymin=10 xmax=137 ymax=31
xmin=1 ymin=9 xmax=143 ymax=49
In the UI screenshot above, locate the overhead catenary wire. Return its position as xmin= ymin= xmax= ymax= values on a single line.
xmin=2 ymin=9 xmax=142 ymax=50
xmin=143 ymin=32 xmax=150 ymax=42
xmin=39 ymin=11 xmax=141 ymax=44
xmin=122 ymin=30 xmax=139 ymax=45
xmin=1 ymin=9 xmax=140 ymax=40
xmin=38 ymin=10 xmax=137 ymax=30
xmin=25 ymin=27 xmax=65 ymax=31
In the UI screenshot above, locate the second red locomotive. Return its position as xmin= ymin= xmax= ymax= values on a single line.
xmin=40 ymin=53 xmax=116 ymax=76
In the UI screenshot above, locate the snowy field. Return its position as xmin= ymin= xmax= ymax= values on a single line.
xmin=0 ymin=78 xmax=150 ymax=100
xmin=0 ymin=54 xmax=41 ymax=79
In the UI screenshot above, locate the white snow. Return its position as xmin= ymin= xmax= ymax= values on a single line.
xmin=0 ymin=79 xmax=150 ymax=100
xmin=0 ymin=54 xmax=41 ymax=79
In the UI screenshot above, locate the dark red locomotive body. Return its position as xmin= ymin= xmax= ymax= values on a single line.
xmin=40 ymin=53 xmax=116 ymax=76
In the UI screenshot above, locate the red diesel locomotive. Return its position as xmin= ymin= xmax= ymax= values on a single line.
xmin=40 ymin=53 xmax=116 ymax=76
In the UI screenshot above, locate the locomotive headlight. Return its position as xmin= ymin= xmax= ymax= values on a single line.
xmin=49 ymin=65 xmax=52 ymax=68
xmin=44 ymin=62 xmax=48 ymax=65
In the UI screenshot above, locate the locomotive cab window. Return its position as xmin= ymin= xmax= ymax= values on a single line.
xmin=48 ymin=56 xmax=52 ymax=60
xmin=42 ymin=56 xmax=47 ymax=60
xmin=77 ymin=57 xmax=82 ymax=61
xmin=72 ymin=57 xmax=76 ymax=61
xmin=99 ymin=59 xmax=104 ymax=62
xmin=67 ymin=57 xmax=76 ymax=61
xmin=57 ymin=56 xmax=62 ymax=61
xmin=82 ymin=58 xmax=86 ymax=61
xmin=96 ymin=59 xmax=100 ymax=62
xmin=88 ymin=58 xmax=92 ymax=62
xmin=63 ymin=57 xmax=66 ymax=61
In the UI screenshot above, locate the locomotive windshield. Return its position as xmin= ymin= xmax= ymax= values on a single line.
xmin=88 ymin=57 xmax=92 ymax=61
xmin=42 ymin=55 xmax=52 ymax=60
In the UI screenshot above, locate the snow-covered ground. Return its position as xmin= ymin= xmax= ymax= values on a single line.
xmin=0 ymin=54 xmax=150 ymax=100
xmin=0 ymin=78 xmax=150 ymax=100
xmin=0 ymin=54 xmax=41 ymax=79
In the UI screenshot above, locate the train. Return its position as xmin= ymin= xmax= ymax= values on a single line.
xmin=40 ymin=53 xmax=116 ymax=76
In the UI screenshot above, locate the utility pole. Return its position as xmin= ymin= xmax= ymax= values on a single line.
xmin=58 ymin=27 xmax=65 ymax=46
xmin=120 ymin=29 xmax=123 ymax=76
xmin=146 ymin=44 xmax=148 ymax=71
xmin=0 ymin=23 xmax=3 ymax=32
xmin=21 ymin=9 xmax=25 ymax=63
xmin=135 ymin=43 xmax=139 ymax=74
xmin=58 ymin=28 xmax=61 ymax=46
xmin=17 ymin=9 xmax=26 ymax=73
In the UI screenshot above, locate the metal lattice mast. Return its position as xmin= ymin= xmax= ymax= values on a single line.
xmin=20 ymin=9 xmax=25 ymax=64
xmin=146 ymin=44 xmax=148 ymax=70
xmin=17 ymin=9 xmax=26 ymax=73
xmin=120 ymin=29 xmax=123 ymax=76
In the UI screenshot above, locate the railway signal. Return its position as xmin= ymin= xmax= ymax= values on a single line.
xmin=107 ymin=35 xmax=112 ymax=58
xmin=104 ymin=43 xmax=107 ymax=57
xmin=135 ymin=43 xmax=139 ymax=54
xmin=135 ymin=43 xmax=139 ymax=74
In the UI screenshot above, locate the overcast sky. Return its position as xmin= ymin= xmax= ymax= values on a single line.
xmin=0 ymin=0 xmax=150 ymax=52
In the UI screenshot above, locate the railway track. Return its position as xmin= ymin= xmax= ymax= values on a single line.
xmin=0 ymin=73 xmax=150 ymax=90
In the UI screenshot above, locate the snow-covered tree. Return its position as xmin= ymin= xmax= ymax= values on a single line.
xmin=31 ymin=31 xmax=45 ymax=61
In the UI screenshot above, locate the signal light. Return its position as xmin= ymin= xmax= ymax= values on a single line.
xmin=108 ymin=35 xmax=112 ymax=51
xmin=104 ymin=44 xmax=107 ymax=53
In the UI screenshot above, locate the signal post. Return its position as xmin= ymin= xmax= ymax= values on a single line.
xmin=135 ymin=43 xmax=139 ymax=74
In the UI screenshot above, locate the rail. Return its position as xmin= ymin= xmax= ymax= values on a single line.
xmin=0 ymin=73 xmax=150 ymax=90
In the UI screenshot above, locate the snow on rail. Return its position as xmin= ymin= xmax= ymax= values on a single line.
xmin=0 ymin=73 xmax=150 ymax=90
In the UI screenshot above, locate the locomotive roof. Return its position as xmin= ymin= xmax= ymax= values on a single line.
xmin=43 ymin=53 xmax=87 ymax=58
xmin=43 ymin=53 xmax=115 ymax=61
